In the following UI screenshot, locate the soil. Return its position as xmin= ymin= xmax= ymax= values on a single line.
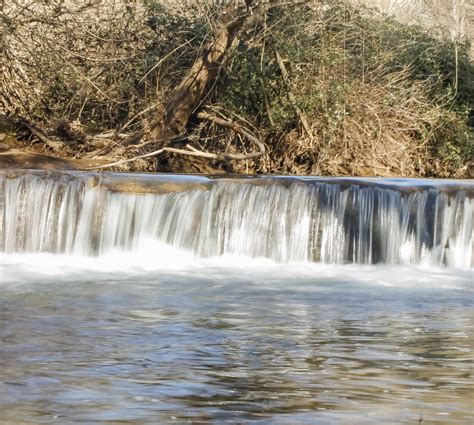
xmin=0 ymin=149 xmax=110 ymax=171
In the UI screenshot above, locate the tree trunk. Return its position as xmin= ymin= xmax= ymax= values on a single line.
xmin=151 ymin=1 xmax=255 ymax=140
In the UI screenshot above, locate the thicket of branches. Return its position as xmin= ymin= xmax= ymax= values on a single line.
xmin=1 ymin=0 xmax=473 ymax=177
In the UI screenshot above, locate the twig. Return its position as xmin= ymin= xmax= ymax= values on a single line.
xmin=18 ymin=120 xmax=63 ymax=152
xmin=87 ymin=111 xmax=265 ymax=170
xmin=366 ymin=103 xmax=382 ymax=145
xmin=137 ymin=37 xmax=197 ymax=85
xmin=197 ymin=111 xmax=265 ymax=158
xmin=274 ymin=49 xmax=313 ymax=140
xmin=117 ymin=104 xmax=159 ymax=134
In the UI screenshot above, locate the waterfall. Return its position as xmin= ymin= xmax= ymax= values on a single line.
xmin=0 ymin=170 xmax=472 ymax=268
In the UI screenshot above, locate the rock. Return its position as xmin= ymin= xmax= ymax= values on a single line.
xmin=0 ymin=142 xmax=10 ymax=152
xmin=0 ymin=133 xmax=6 ymax=142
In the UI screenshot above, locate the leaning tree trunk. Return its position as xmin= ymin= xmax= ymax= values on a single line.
xmin=95 ymin=0 xmax=268 ymax=170
xmin=150 ymin=0 xmax=255 ymax=141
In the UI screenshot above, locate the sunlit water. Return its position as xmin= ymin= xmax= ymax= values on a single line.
xmin=1 ymin=249 xmax=472 ymax=424
xmin=1 ymin=172 xmax=473 ymax=423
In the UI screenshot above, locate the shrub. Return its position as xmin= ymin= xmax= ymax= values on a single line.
xmin=1 ymin=0 xmax=472 ymax=177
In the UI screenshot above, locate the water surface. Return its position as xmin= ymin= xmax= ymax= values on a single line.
xmin=1 ymin=254 xmax=472 ymax=424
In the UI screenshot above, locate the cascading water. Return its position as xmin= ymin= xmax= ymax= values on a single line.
xmin=0 ymin=170 xmax=472 ymax=268
xmin=1 ymin=170 xmax=473 ymax=425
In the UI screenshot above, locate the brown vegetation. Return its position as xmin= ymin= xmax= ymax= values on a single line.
xmin=1 ymin=0 xmax=472 ymax=177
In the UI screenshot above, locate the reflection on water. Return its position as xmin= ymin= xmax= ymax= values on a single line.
xmin=0 ymin=260 xmax=473 ymax=424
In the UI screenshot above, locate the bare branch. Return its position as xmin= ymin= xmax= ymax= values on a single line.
xmin=18 ymin=120 xmax=63 ymax=152
xmin=88 ymin=111 xmax=264 ymax=170
xmin=274 ymin=49 xmax=313 ymax=140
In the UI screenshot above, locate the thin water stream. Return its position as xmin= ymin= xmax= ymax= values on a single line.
xmin=0 ymin=171 xmax=472 ymax=424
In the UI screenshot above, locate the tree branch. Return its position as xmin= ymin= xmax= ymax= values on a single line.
xmin=18 ymin=120 xmax=63 ymax=152
xmin=88 ymin=112 xmax=264 ymax=170
xmin=274 ymin=49 xmax=313 ymax=140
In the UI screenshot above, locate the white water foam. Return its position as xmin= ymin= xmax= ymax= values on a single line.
xmin=1 ymin=172 xmax=473 ymax=268
xmin=0 ymin=239 xmax=471 ymax=290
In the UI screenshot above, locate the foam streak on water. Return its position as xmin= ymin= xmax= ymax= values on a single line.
xmin=0 ymin=171 xmax=472 ymax=268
